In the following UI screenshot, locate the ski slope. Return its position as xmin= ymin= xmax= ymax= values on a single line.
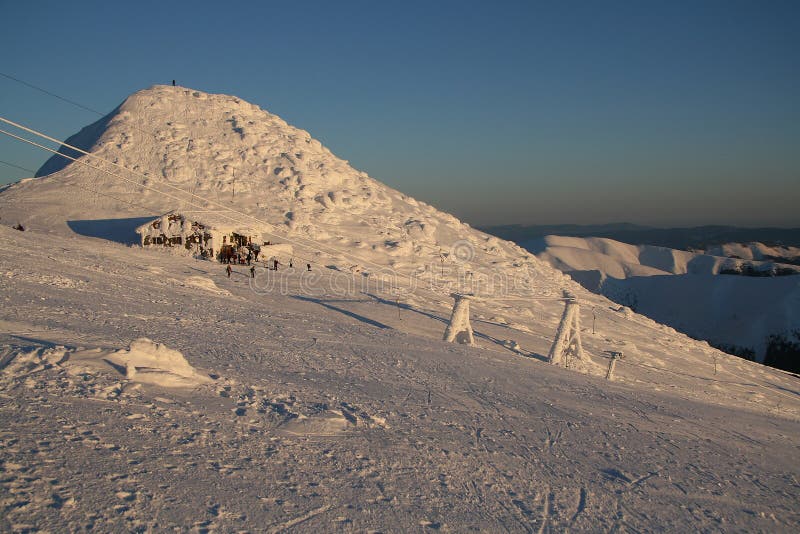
xmin=1 ymin=225 xmax=798 ymax=531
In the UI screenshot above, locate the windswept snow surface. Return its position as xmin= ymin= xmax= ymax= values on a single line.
xmin=1 ymin=221 xmax=799 ymax=532
xmin=0 ymin=86 xmax=798 ymax=531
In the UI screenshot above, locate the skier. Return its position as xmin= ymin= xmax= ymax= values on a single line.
xmin=274 ymin=259 xmax=280 ymax=271
xmin=306 ymin=263 xmax=311 ymax=272
xmin=226 ymin=264 xmax=232 ymax=278
xmin=246 ymin=251 xmax=252 ymax=265
xmin=250 ymin=265 xmax=255 ymax=278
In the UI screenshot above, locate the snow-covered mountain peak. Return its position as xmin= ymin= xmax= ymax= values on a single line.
xmin=4 ymin=85 xmax=555 ymax=292
xmin=38 ymin=84 xmax=370 ymax=208
xmin=24 ymin=87 xmax=390 ymax=228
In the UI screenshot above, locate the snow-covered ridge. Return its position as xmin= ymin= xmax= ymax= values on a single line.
xmin=700 ymin=242 xmax=800 ymax=265
xmin=529 ymin=235 xmax=800 ymax=284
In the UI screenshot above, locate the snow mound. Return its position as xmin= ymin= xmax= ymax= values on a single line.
xmin=105 ymin=338 xmax=212 ymax=388
xmin=1 ymin=339 xmax=212 ymax=389
xmin=0 ymin=345 xmax=69 ymax=376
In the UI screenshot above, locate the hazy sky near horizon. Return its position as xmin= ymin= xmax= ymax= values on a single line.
xmin=1 ymin=0 xmax=798 ymax=227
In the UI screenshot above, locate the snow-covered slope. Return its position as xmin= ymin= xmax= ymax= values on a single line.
xmin=531 ymin=235 xmax=800 ymax=365
xmin=1 ymin=225 xmax=799 ymax=532
xmin=1 ymin=86 xmax=799 ymax=530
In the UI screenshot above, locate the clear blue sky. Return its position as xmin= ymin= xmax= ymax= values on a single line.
xmin=1 ymin=0 xmax=798 ymax=227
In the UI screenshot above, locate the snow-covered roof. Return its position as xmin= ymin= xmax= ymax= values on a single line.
xmin=135 ymin=211 xmax=267 ymax=239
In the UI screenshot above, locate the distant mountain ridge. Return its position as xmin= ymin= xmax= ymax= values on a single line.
xmin=480 ymin=223 xmax=800 ymax=250
xmin=530 ymin=234 xmax=800 ymax=372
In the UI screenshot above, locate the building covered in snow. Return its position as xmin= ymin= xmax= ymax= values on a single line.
xmin=135 ymin=211 xmax=292 ymax=264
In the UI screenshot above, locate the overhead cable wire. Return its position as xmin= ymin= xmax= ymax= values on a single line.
xmin=0 ymin=127 xmax=200 ymax=209
xmin=0 ymin=71 xmax=157 ymax=141
xmin=0 ymin=71 xmax=105 ymax=117
xmin=0 ymin=159 xmax=35 ymax=174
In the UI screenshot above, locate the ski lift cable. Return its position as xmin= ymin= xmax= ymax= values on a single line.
xmin=0 ymin=127 xmax=206 ymax=211
xmin=0 ymin=71 xmax=159 ymax=141
xmin=0 ymin=71 xmax=105 ymax=117
xmin=0 ymin=159 xmax=35 ymax=174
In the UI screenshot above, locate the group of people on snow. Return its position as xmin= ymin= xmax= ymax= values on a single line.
xmin=221 ymin=246 xmax=258 ymax=265
xmin=224 ymin=257 xmax=313 ymax=279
